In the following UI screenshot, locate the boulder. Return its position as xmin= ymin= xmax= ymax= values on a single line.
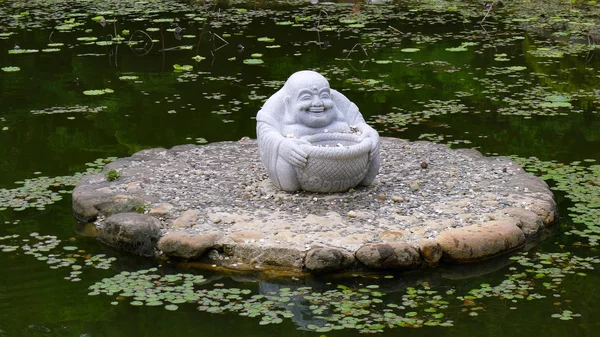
xmin=437 ymin=220 xmax=525 ymax=263
xmin=502 ymin=207 xmax=544 ymax=237
xmin=72 ymin=180 xmax=150 ymax=222
xmin=72 ymin=177 xmax=116 ymax=221
xmin=418 ymin=239 xmax=443 ymax=266
xmin=158 ymin=232 xmax=215 ymax=259
xmin=98 ymin=213 xmax=161 ymax=256
xmin=305 ymin=247 xmax=355 ymax=273
xmin=220 ymin=244 xmax=304 ymax=269
xmin=355 ymin=243 xmax=421 ymax=269
xmin=507 ymin=194 xmax=557 ymax=225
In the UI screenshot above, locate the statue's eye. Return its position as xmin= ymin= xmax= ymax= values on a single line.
xmin=300 ymin=94 xmax=312 ymax=101
xmin=320 ymin=93 xmax=330 ymax=99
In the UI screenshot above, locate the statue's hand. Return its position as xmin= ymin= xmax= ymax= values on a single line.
xmin=280 ymin=138 xmax=309 ymax=167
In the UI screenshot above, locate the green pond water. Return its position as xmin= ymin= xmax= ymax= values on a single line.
xmin=1 ymin=0 xmax=600 ymax=336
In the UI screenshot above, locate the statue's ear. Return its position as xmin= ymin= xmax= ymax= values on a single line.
xmin=284 ymin=96 xmax=291 ymax=107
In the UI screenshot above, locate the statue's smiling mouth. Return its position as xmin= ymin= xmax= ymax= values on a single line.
xmin=309 ymin=107 xmax=325 ymax=113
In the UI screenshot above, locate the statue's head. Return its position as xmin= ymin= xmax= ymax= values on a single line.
xmin=283 ymin=70 xmax=335 ymax=128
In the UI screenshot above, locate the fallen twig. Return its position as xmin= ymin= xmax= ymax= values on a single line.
xmin=344 ymin=43 xmax=368 ymax=60
xmin=388 ymin=25 xmax=402 ymax=35
xmin=480 ymin=3 xmax=494 ymax=24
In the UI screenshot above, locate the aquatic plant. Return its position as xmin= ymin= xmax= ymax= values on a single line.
xmin=0 ymin=157 xmax=115 ymax=211
xmin=104 ymin=169 xmax=121 ymax=182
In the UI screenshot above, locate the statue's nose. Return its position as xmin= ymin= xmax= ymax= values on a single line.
xmin=312 ymin=97 xmax=323 ymax=106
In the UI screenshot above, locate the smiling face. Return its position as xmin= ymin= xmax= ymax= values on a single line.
xmin=284 ymin=71 xmax=336 ymax=128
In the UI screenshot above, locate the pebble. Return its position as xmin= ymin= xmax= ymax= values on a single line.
xmin=391 ymin=195 xmax=404 ymax=203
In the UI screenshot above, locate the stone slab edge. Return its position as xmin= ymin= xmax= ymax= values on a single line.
xmin=73 ymin=139 xmax=558 ymax=274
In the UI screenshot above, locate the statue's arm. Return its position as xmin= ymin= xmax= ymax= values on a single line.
xmin=257 ymin=111 xmax=308 ymax=168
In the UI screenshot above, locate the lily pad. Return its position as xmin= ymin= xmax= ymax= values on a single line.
xmin=83 ymin=88 xmax=114 ymax=96
xmin=77 ymin=37 xmax=98 ymax=42
xmin=243 ymin=58 xmax=264 ymax=65
xmin=119 ymin=75 xmax=139 ymax=81
xmin=2 ymin=66 xmax=20 ymax=72
xmin=173 ymin=64 xmax=193 ymax=72
xmin=8 ymin=49 xmax=39 ymax=54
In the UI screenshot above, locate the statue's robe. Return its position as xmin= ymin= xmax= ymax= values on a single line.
xmin=256 ymin=88 xmax=379 ymax=191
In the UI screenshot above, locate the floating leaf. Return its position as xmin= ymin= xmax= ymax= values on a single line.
xmin=173 ymin=64 xmax=193 ymax=72
xmin=2 ymin=66 xmax=20 ymax=72
xmin=83 ymin=88 xmax=114 ymax=96
xmin=445 ymin=46 xmax=468 ymax=52
xmin=8 ymin=49 xmax=39 ymax=54
xmin=77 ymin=36 xmax=98 ymax=42
xmin=243 ymin=58 xmax=264 ymax=65
xmin=529 ymin=48 xmax=564 ymax=58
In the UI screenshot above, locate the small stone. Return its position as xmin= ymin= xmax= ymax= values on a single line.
xmin=409 ymin=181 xmax=420 ymax=191
xmin=230 ymin=230 xmax=266 ymax=243
xmin=148 ymin=203 xmax=174 ymax=215
xmin=391 ymin=195 xmax=404 ymax=203
xmin=173 ymin=210 xmax=199 ymax=228
xmin=126 ymin=181 xmax=143 ymax=193
xmin=377 ymin=193 xmax=386 ymax=201
xmin=378 ymin=230 xmax=405 ymax=241
xmin=347 ymin=210 xmax=357 ymax=218
xmin=420 ymin=161 xmax=428 ymax=169
xmin=340 ymin=233 xmax=373 ymax=245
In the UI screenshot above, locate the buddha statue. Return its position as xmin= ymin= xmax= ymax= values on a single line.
xmin=256 ymin=70 xmax=380 ymax=192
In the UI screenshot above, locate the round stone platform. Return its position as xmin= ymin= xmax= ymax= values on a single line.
xmin=72 ymin=137 xmax=557 ymax=274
